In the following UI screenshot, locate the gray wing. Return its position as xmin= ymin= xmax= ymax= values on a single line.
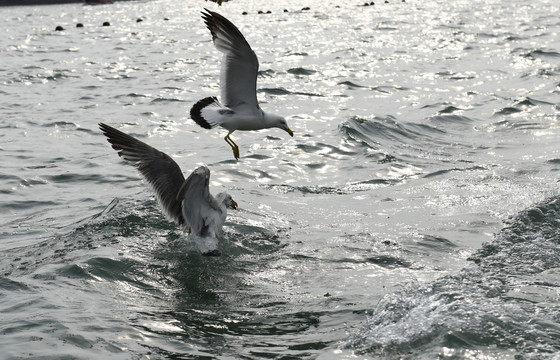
xmin=202 ymin=9 xmax=259 ymax=109
xmin=99 ymin=123 xmax=186 ymax=228
xmin=176 ymin=166 xmax=220 ymax=237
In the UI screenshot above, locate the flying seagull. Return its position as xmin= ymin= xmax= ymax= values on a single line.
xmin=99 ymin=123 xmax=237 ymax=256
xmin=190 ymin=9 xmax=293 ymax=160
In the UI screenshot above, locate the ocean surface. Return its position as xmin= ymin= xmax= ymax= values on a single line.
xmin=1 ymin=0 xmax=559 ymax=358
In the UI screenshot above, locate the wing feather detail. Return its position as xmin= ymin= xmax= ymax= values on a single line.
xmin=99 ymin=123 xmax=186 ymax=228
xmin=201 ymin=9 xmax=259 ymax=109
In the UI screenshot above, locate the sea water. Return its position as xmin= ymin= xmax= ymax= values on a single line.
xmin=1 ymin=0 xmax=559 ymax=358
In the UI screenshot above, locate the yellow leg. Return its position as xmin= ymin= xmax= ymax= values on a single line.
xmin=224 ymin=134 xmax=240 ymax=160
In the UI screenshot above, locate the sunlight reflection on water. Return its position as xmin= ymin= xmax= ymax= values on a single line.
xmin=1 ymin=0 xmax=560 ymax=358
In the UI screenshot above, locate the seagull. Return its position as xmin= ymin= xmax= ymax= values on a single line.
xmin=190 ymin=9 xmax=293 ymax=160
xmin=99 ymin=123 xmax=237 ymax=256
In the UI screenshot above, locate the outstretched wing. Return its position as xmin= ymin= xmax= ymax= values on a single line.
xmin=202 ymin=9 xmax=259 ymax=110
xmin=176 ymin=166 xmax=221 ymax=237
xmin=99 ymin=123 xmax=186 ymax=228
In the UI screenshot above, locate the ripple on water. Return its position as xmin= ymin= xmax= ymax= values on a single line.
xmin=287 ymin=67 xmax=317 ymax=76
xmin=520 ymin=48 xmax=560 ymax=60
xmin=429 ymin=114 xmax=474 ymax=126
xmin=0 ymin=277 xmax=30 ymax=292
xmin=295 ymin=142 xmax=358 ymax=157
xmin=259 ymin=87 xmax=323 ymax=97
xmin=263 ymin=177 xmax=396 ymax=195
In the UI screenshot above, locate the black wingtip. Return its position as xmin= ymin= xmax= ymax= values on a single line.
xmin=200 ymin=8 xmax=245 ymax=43
xmin=190 ymin=96 xmax=218 ymax=130
xmin=98 ymin=123 xmax=139 ymax=159
xmin=99 ymin=122 xmax=122 ymax=137
xmin=98 ymin=122 xmax=109 ymax=132
xmin=99 ymin=122 xmax=118 ymax=143
xmin=201 ymin=8 xmax=216 ymax=22
xmin=201 ymin=9 xmax=218 ymax=40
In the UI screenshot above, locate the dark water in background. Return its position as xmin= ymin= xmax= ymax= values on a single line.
xmin=1 ymin=0 xmax=559 ymax=358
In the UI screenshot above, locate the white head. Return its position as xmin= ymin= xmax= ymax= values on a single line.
xmin=264 ymin=113 xmax=293 ymax=137
xmin=216 ymin=192 xmax=238 ymax=210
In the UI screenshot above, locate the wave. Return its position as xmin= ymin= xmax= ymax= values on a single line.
xmin=5 ymin=68 xmax=78 ymax=85
xmin=337 ymin=115 xmax=487 ymax=182
xmin=259 ymin=87 xmax=323 ymax=97
xmin=339 ymin=115 xmax=458 ymax=153
xmin=337 ymin=80 xmax=370 ymax=89
xmin=494 ymin=106 xmax=522 ymax=115
xmin=149 ymin=97 xmax=185 ymax=104
xmin=337 ymin=81 xmax=409 ymax=94
xmin=494 ymin=96 xmax=555 ymax=116
xmin=517 ymin=48 xmax=560 ymax=60
xmin=343 ymin=196 xmax=560 ymax=358
xmin=340 ymin=116 xmax=413 ymax=148
xmin=0 ymin=277 xmax=30 ymax=292
xmin=435 ymin=71 xmax=476 ymax=81
xmin=287 ymin=67 xmax=317 ymax=76
xmin=264 ymin=179 xmax=395 ymax=195
xmin=295 ymin=142 xmax=359 ymax=157
xmin=422 ymin=165 xmax=486 ymax=179
xmin=437 ymin=105 xmax=465 ymax=114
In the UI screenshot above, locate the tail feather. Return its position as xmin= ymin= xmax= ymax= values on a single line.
xmin=190 ymin=96 xmax=221 ymax=129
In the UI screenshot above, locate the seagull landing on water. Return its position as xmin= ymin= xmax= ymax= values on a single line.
xmin=190 ymin=8 xmax=293 ymax=160
xmin=99 ymin=123 xmax=237 ymax=256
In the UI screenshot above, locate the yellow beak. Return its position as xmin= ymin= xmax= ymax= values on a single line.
xmin=230 ymin=199 xmax=238 ymax=210
xmin=284 ymin=127 xmax=294 ymax=137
